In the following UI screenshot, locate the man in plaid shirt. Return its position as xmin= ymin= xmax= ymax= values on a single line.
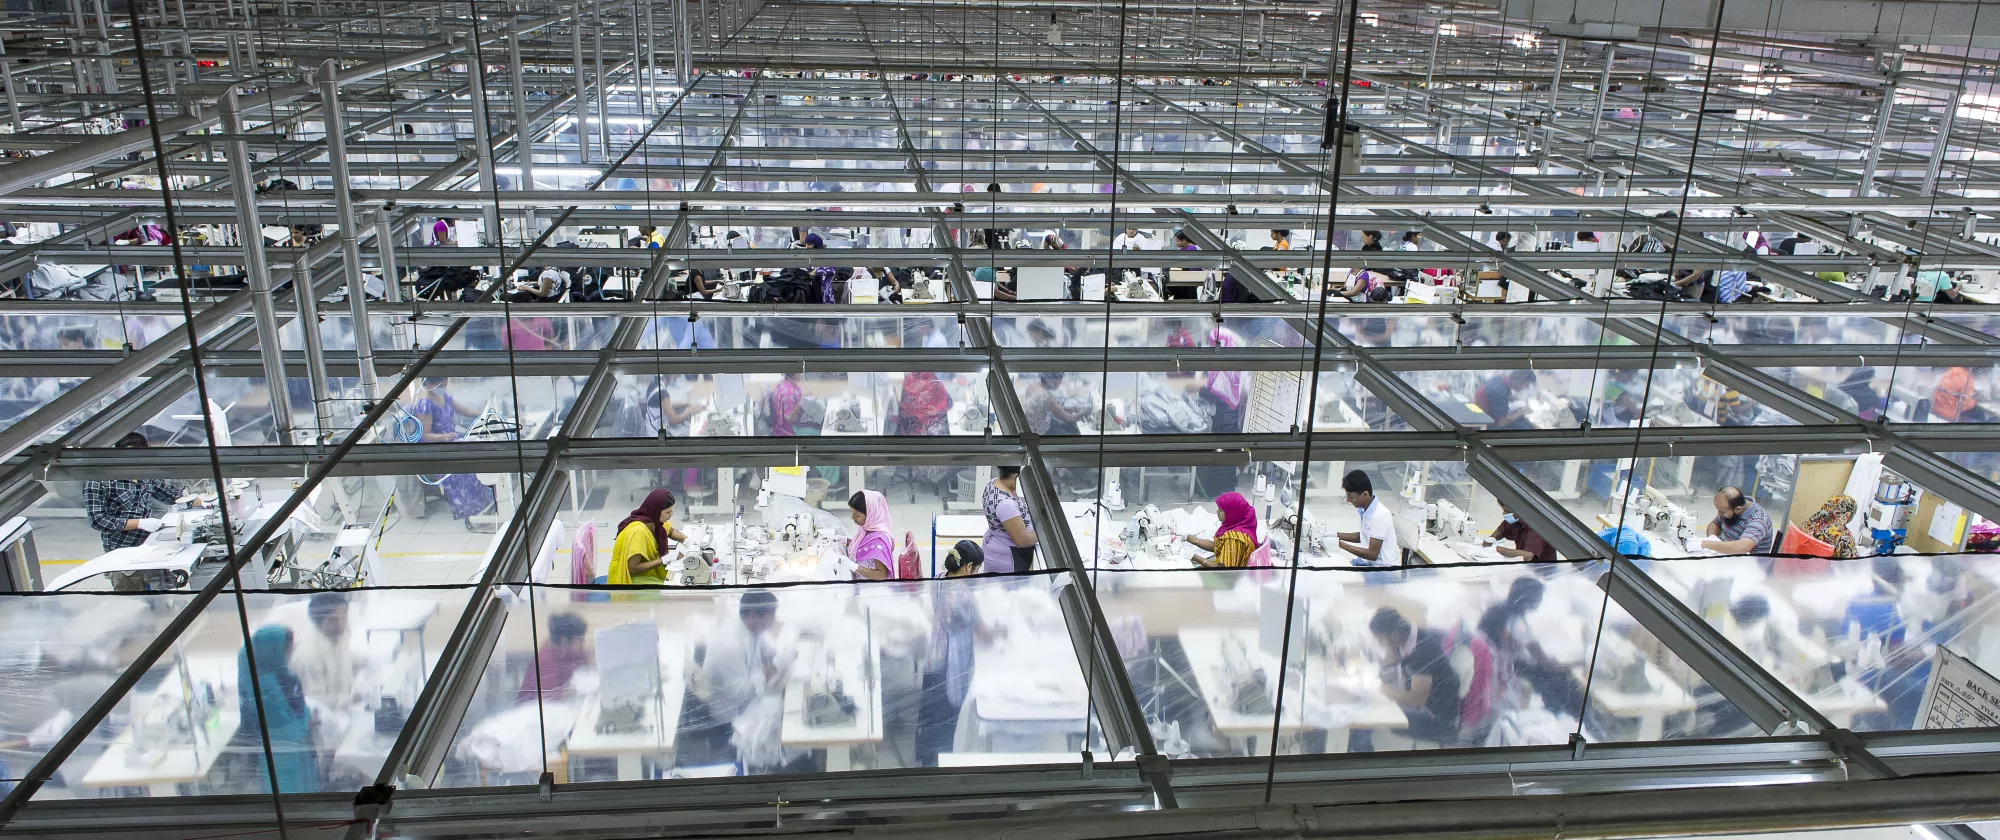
xmin=82 ymin=433 xmax=185 ymax=551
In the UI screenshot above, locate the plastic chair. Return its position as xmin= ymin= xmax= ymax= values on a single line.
xmin=1773 ymin=526 xmax=1834 ymax=576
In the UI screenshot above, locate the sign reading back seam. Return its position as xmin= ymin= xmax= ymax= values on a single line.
xmin=1916 ymin=645 xmax=2000 ymax=731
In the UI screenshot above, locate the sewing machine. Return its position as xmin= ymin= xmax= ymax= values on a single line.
xmin=593 ymin=622 xmax=661 ymax=735
xmin=1424 ymin=500 xmax=1476 ymax=542
xmin=1641 ymin=488 xmax=1699 ymax=547
xmin=1271 ymin=508 xmax=1333 ymax=558
xmin=1217 ymin=634 xmax=1273 ymax=716
xmin=801 ymin=655 xmax=859 ymax=729
xmin=1521 ymin=392 xmax=1577 ymax=430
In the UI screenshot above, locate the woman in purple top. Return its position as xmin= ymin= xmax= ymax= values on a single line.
xmin=982 ymin=466 xmax=1038 ymax=572
xmin=847 ymin=490 xmax=895 ymax=580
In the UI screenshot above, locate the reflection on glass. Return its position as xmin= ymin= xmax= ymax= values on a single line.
xmin=639 ymin=315 xmax=963 ymax=350
xmin=1095 ymin=563 xmax=1712 ymax=756
xmin=1401 ymin=368 xmax=1794 ymax=431
xmin=1651 ymin=553 xmax=2000 ymax=732
xmin=1059 ymin=459 xmax=1544 ymax=569
xmin=1665 ymin=315 xmax=1926 ymax=345
xmin=993 ymin=316 xmax=1299 ymax=348
xmin=34 ymin=589 xmax=466 ymax=799
xmin=1774 ymin=365 xmax=1995 ymax=423
xmin=594 ymin=371 xmax=988 ymax=438
xmin=440 ymin=576 xmax=1098 ymax=783
xmin=0 ymin=314 xmax=182 ymax=351
xmin=0 ymin=593 xmax=196 ymax=782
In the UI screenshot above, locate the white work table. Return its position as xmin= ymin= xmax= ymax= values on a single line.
xmin=565 ymin=631 xmax=691 ymax=781
xmin=818 ymin=394 xmax=883 ymax=510
xmin=959 ymin=627 xmax=1091 ymax=753
xmin=780 ymin=623 xmax=884 ymax=771
xmin=80 ymin=655 xmax=240 ymax=796
xmin=1177 ymin=626 xmax=1405 ymax=756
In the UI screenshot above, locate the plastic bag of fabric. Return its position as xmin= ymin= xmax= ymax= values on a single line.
xmin=1595 ymin=526 xmax=1650 ymax=557
xmin=25 ymin=261 xmax=88 ymax=298
xmin=1137 ymin=389 xmax=1212 ymax=434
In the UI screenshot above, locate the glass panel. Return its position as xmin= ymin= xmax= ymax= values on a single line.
xmin=437 ymin=575 xmax=1099 ymax=783
xmin=1770 ymin=365 xmax=1995 ymax=423
xmin=559 ymin=462 xmax=991 ymax=586
xmin=1664 ymin=315 xmax=1926 ymax=345
xmin=1401 ymin=367 xmax=1796 ymax=430
xmin=1648 ymin=553 xmax=2000 ymax=732
xmin=31 ymin=587 xmax=469 ymax=799
xmin=1513 ymin=454 xmax=1799 ymax=559
xmin=1098 ymin=562 xmax=1613 ymax=757
xmin=1456 ymin=316 xmax=1625 ymax=347
xmin=0 ymin=592 xmax=197 ymax=782
xmin=592 ymin=371 xmax=989 ymax=438
xmin=637 ymin=315 xmax=965 ymax=350
xmin=993 ymin=316 xmax=1301 ymax=348
xmin=287 ymin=315 xmax=620 ymax=353
xmin=1057 ymin=459 xmax=1539 ymax=571
xmin=0 ymin=314 xmax=183 ymax=351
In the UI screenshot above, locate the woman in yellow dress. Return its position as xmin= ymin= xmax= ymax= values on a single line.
xmin=1184 ymin=491 xmax=1258 ymax=569
xmin=607 ymin=489 xmax=687 ymax=585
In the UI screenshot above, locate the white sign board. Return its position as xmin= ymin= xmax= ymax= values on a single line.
xmin=1916 ymin=645 xmax=2000 ymax=731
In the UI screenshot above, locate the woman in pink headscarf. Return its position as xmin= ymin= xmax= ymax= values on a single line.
xmin=1186 ymin=491 xmax=1258 ymax=569
xmin=847 ymin=490 xmax=896 ymax=580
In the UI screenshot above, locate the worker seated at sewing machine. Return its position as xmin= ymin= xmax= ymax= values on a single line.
xmin=83 ymin=432 xmax=202 ymax=555
xmin=1486 ymin=503 xmax=1557 ymax=564
xmin=608 ymin=490 xmax=690 ymax=585
xmin=1703 ymin=487 xmax=1775 ymax=554
xmin=1184 ymin=492 xmax=1260 ymax=569
xmin=1337 ymin=470 xmax=1400 ymax=566
xmin=698 ymin=591 xmax=807 ymax=774
xmin=847 ymin=491 xmax=897 ymax=580
xmin=1368 ymin=608 xmax=1461 ymax=746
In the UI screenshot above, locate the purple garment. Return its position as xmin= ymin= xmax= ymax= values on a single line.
xmin=982 ymin=482 xmax=1033 ymax=573
xmin=517 ymin=644 xmax=588 ymax=702
xmin=411 ymin=393 xmax=459 ymax=439
xmin=771 ymin=378 xmax=803 ymax=436
xmin=851 ymin=531 xmax=895 ymax=579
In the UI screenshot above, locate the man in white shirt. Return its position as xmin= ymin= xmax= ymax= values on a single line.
xmin=1337 ymin=469 xmax=1400 ymax=565
xmin=699 ymin=591 xmax=797 ymax=771
xmin=1111 ymin=227 xmax=1155 ymax=251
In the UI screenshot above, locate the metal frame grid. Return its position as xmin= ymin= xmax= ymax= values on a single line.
xmin=3 ymin=0 xmax=2000 ymax=836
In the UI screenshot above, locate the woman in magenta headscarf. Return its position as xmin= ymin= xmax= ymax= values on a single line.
xmin=1185 ymin=491 xmax=1258 ymax=568
xmin=847 ymin=490 xmax=896 ymax=579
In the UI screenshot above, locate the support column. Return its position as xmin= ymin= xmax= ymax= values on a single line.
xmin=1924 ymin=87 xmax=1960 ymax=195
xmin=291 ymin=255 xmax=335 ymax=435
xmin=1859 ymin=59 xmax=1901 ymax=197
xmin=632 ymin=0 xmax=647 ymax=115
xmin=373 ymin=205 xmax=403 ymax=304
xmin=572 ymin=3 xmax=590 ymax=163
xmin=1546 ymin=38 xmax=1567 ymax=115
xmin=675 ymin=0 xmax=692 ymax=83
xmin=1421 ymin=23 xmax=1440 ymax=108
xmin=640 ymin=0 xmax=655 ymax=112
xmin=220 ymin=90 xmax=294 ymax=444
xmin=507 ymin=30 xmax=539 ymax=235
xmin=1587 ymin=45 xmax=1613 ymax=158
xmin=317 ymin=59 xmax=381 ymax=401
xmin=464 ymin=44 xmax=506 ymax=245
xmin=594 ymin=23 xmax=608 ymax=161
xmin=0 ymin=39 xmax=21 ymax=133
